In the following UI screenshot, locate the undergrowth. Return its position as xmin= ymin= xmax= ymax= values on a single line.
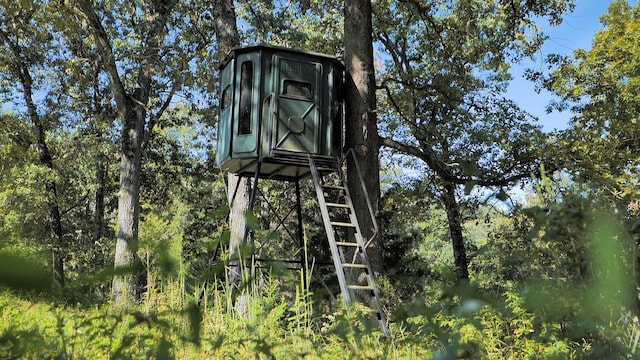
xmin=2 ymin=203 xmax=639 ymax=359
xmin=0 ymin=281 xmax=423 ymax=359
xmin=1 ymin=273 xmax=637 ymax=359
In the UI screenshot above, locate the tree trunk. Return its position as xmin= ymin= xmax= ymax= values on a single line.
xmin=111 ymin=101 xmax=146 ymax=303
xmin=213 ymin=0 xmax=240 ymax=57
xmin=344 ymin=0 xmax=382 ymax=273
xmin=227 ymin=173 xmax=250 ymax=282
xmin=441 ymin=182 xmax=469 ymax=282
xmin=5 ymin=33 xmax=66 ymax=289
xmin=77 ymin=0 xmax=177 ymax=304
xmin=91 ymin=61 xmax=106 ymax=249
xmin=34 ymin=129 xmax=65 ymax=288
xmin=93 ymin=148 xmax=106 ymax=244
xmin=28 ymin=83 xmax=65 ymax=289
xmin=212 ymin=0 xmax=246 ymax=284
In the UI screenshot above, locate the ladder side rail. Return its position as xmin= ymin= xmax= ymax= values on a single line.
xmin=334 ymin=164 xmax=366 ymax=265
xmin=343 ymin=148 xmax=379 ymax=247
xmin=335 ymin=164 xmax=380 ymax=278
xmin=308 ymin=155 xmax=353 ymax=304
xmin=294 ymin=179 xmax=308 ymax=290
xmin=337 ymin=155 xmax=389 ymax=336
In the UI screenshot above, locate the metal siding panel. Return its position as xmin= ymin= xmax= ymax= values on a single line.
xmin=272 ymin=55 xmax=321 ymax=154
xmin=217 ymin=45 xmax=345 ymax=177
xmin=216 ymin=59 xmax=234 ymax=167
xmin=260 ymin=50 xmax=275 ymax=160
xmin=232 ymin=52 xmax=260 ymax=156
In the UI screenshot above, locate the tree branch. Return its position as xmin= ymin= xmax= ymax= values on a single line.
xmin=142 ymin=80 xmax=178 ymax=149
xmin=381 ymin=135 xmax=538 ymax=188
xmin=74 ymin=0 xmax=129 ymax=115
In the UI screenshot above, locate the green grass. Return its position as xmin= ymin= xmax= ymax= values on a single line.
xmin=1 ymin=251 xmax=637 ymax=359
xmin=0 ymin=280 xmax=434 ymax=359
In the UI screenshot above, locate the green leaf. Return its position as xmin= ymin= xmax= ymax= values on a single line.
xmin=496 ymin=189 xmax=508 ymax=201
xmin=243 ymin=210 xmax=260 ymax=229
xmin=183 ymin=302 xmax=201 ymax=346
xmin=464 ymin=181 xmax=477 ymax=195
xmin=0 ymin=253 xmax=50 ymax=291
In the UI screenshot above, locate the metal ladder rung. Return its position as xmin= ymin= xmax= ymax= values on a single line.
xmin=348 ymin=285 xmax=374 ymax=291
xmin=360 ymin=307 xmax=382 ymax=315
xmin=342 ymin=263 xmax=367 ymax=269
xmin=326 ymin=202 xmax=349 ymax=208
xmin=331 ymin=221 xmax=355 ymax=228
xmin=308 ymin=154 xmax=388 ymax=336
xmin=335 ymin=241 xmax=359 ymax=247
xmin=322 ymin=185 xmax=345 ymax=190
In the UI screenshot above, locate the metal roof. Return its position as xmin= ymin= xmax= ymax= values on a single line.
xmin=219 ymin=43 xmax=344 ymax=70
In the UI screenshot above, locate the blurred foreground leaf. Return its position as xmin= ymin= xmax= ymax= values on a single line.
xmin=0 ymin=253 xmax=50 ymax=291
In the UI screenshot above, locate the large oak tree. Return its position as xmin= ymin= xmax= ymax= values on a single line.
xmin=374 ymin=0 xmax=574 ymax=281
xmin=543 ymin=0 xmax=640 ymax=204
xmin=74 ymin=0 xmax=217 ymax=303
xmin=542 ymin=0 xmax=640 ymax=311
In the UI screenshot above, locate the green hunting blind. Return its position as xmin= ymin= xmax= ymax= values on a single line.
xmin=216 ymin=44 xmax=344 ymax=179
xmin=211 ymin=45 xmax=388 ymax=336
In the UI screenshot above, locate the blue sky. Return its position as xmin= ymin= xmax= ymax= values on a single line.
xmin=508 ymin=0 xmax=638 ymax=131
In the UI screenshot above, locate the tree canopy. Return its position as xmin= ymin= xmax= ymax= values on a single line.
xmin=542 ymin=0 xmax=640 ymax=205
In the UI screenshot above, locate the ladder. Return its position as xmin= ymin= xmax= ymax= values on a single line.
xmin=308 ymin=155 xmax=388 ymax=336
